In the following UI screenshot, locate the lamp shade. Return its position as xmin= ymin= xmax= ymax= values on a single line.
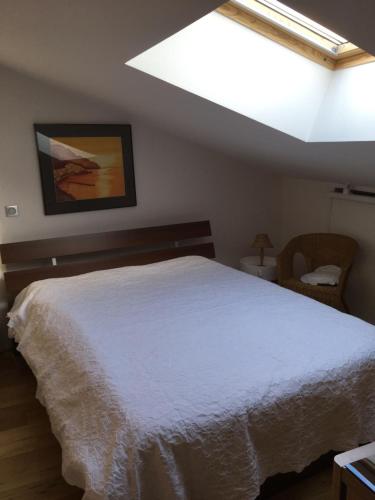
xmin=251 ymin=233 xmax=273 ymax=249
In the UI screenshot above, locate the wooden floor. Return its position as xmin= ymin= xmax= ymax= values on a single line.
xmin=0 ymin=352 xmax=332 ymax=500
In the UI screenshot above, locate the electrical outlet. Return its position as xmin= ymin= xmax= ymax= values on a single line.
xmin=5 ymin=205 xmax=19 ymax=217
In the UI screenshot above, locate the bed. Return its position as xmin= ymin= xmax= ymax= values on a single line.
xmin=1 ymin=221 xmax=375 ymax=500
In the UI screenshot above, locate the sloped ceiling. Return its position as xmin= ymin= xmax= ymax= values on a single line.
xmin=1 ymin=0 xmax=375 ymax=184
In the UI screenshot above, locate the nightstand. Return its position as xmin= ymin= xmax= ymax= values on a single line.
xmin=332 ymin=442 xmax=375 ymax=500
xmin=240 ymin=256 xmax=277 ymax=282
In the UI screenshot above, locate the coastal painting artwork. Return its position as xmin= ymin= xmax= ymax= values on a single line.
xmin=34 ymin=124 xmax=136 ymax=214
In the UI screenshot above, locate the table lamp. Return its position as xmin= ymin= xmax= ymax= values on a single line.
xmin=251 ymin=233 xmax=273 ymax=266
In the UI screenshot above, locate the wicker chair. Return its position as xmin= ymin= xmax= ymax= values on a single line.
xmin=277 ymin=233 xmax=358 ymax=312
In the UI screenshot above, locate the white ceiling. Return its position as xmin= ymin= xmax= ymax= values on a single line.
xmin=2 ymin=0 xmax=375 ymax=184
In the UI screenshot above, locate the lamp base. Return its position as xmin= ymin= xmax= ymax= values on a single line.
xmin=259 ymin=248 xmax=264 ymax=267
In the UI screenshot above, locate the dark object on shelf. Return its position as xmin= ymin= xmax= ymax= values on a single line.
xmin=334 ymin=186 xmax=375 ymax=198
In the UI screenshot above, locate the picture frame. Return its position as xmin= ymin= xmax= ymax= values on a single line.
xmin=34 ymin=124 xmax=136 ymax=215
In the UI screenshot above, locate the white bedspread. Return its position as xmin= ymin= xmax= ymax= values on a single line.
xmin=8 ymin=256 xmax=375 ymax=500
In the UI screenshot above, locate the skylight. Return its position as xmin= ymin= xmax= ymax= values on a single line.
xmin=225 ymin=0 xmax=371 ymax=66
xmin=127 ymin=2 xmax=375 ymax=143
xmin=256 ymin=0 xmax=348 ymax=46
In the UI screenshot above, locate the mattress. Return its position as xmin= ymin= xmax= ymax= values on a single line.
xmin=8 ymin=256 xmax=375 ymax=500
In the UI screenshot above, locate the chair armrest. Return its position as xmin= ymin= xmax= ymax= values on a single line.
xmin=337 ymin=265 xmax=351 ymax=291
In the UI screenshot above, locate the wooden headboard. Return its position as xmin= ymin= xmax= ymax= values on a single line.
xmin=0 ymin=220 xmax=215 ymax=302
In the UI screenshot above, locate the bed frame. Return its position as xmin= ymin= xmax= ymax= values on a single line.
xmin=0 ymin=220 xmax=215 ymax=303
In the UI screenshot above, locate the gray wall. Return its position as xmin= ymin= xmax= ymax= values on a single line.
xmin=0 ymin=65 xmax=282 ymax=349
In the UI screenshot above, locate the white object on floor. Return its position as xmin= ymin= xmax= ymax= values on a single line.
xmin=300 ymin=264 xmax=342 ymax=286
xmin=240 ymin=255 xmax=277 ymax=281
xmin=7 ymin=257 xmax=375 ymax=500
xmin=335 ymin=442 xmax=375 ymax=467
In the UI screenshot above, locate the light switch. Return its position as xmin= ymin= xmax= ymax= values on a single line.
xmin=5 ymin=205 xmax=19 ymax=217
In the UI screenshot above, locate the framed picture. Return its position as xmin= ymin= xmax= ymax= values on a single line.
xmin=34 ymin=124 xmax=136 ymax=215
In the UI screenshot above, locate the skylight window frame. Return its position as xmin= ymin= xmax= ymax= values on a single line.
xmin=257 ymin=0 xmax=348 ymax=47
xmin=216 ymin=0 xmax=375 ymax=70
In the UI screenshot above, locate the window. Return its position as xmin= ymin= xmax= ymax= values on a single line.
xmin=217 ymin=0 xmax=375 ymax=69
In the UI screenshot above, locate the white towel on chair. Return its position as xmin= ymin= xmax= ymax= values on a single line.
xmin=300 ymin=265 xmax=342 ymax=286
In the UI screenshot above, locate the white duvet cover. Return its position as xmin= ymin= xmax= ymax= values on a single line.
xmin=8 ymin=256 xmax=375 ymax=500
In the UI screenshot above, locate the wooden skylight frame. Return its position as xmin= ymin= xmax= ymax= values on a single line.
xmin=217 ymin=0 xmax=375 ymax=70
